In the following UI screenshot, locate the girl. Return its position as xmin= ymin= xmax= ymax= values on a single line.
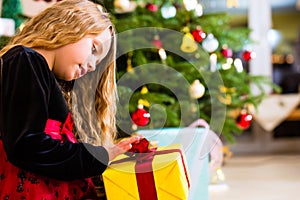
xmin=0 ymin=0 xmax=140 ymax=199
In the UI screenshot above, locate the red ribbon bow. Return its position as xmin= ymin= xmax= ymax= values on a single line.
xmin=44 ymin=113 xmax=76 ymax=143
xmin=128 ymin=138 xmax=151 ymax=153
xmin=125 ymin=138 xmax=157 ymax=163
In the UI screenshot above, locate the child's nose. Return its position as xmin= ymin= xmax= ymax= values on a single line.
xmin=87 ymin=62 xmax=96 ymax=72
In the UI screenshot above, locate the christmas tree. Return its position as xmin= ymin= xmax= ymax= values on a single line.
xmin=0 ymin=0 xmax=279 ymax=143
xmin=1 ymin=0 xmax=23 ymax=28
xmin=103 ymin=0 xmax=279 ymax=143
xmin=0 ymin=0 xmax=23 ymax=48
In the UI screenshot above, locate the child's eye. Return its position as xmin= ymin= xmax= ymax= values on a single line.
xmin=92 ymin=45 xmax=97 ymax=54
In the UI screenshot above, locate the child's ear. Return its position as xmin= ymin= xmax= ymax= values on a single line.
xmin=93 ymin=28 xmax=112 ymax=63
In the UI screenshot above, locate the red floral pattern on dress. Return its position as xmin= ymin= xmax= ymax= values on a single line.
xmin=0 ymin=112 xmax=100 ymax=199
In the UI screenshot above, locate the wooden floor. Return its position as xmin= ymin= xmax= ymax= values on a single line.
xmin=209 ymin=120 xmax=300 ymax=200
xmin=209 ymin=153 xmax=300 ymax=200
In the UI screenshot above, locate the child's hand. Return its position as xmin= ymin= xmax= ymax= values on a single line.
xmin=104 ymin=136 xmax=142 ymax=161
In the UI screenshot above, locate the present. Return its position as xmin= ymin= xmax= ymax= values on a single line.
xmin=102 ymin=139 xmax=190 ymax=200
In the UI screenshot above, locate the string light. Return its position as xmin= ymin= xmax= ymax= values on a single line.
xmin=234 ymin=58 xmax=243 ymax=72
xmin=158 ymin=48 xmax=167 ymax=60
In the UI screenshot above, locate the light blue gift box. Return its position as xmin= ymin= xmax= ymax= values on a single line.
xmin=138 ymin=127 xmax=210 ymax=200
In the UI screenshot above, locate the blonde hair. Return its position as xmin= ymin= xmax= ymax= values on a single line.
xmin=0 ymin=0 xmax=117 ymax=146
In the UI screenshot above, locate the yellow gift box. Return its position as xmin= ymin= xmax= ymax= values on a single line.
xmin=102 ymin=143 xmax=190 ymax=200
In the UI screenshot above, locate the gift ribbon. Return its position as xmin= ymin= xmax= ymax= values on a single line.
xmin=112 ymin=138 xmax=190 ymax=200
xmin=44 ymin=112 xmax=76 ymax=143
xmin=135 ymin=151 xmax=158 ymax=200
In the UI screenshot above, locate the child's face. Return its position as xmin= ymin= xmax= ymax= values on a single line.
xmin=53 ymin=27 xmax=112 ymax=81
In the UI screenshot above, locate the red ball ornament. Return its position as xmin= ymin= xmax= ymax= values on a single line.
xmin=221 ymin=47 xmax=233 ymax=58
xmin=146 ymin=3 xmax=158 ymax=12
xmin=191 ymin=28 xmax=206 ymax=42
xmin=131 ymin=107 xmax=150 ymax=126
xmin=236 ymin=111 xmax=252 ymax=129
xmin=242 ymin=50 xmax=255 ymax=61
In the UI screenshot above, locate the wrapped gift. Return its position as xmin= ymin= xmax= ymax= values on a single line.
xmin=102 ymin=139 xmax=190 ymax=200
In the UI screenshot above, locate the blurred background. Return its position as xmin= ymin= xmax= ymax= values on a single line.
xmin=1 ymin=1 xmax=300 ymax=199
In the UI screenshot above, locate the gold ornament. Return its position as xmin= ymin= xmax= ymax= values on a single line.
xmin=138 ymin=99 xmax=150 ymax=107
xmin=140 ymin=86 xmax=149 ymax=94
xmin=218 ymin=94 xmax=231 ymax=105
xmin=180 ymin=32 xmax=198 ymax=53
xmin=219 ymin=85 xmax=235 ymax=93
xmin=218 ymin=85 xmax=235 ymax=105
xmin=126 ymin=52 xmax=133 ymax=73
xmin=222 ymin=145 xmax=233 ymax=164
xmin=227 ymin=0 xmax=239 ymax=8
xmin=181 ymin=26 xmax=190 ymax=33
xmin=126 ymin=63 xmax=133 ymax=72
xmin=114 ymin=0 xmax=137 ymax=13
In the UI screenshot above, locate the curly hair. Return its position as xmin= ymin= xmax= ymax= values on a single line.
xmin=0 ymin=0 xmax=117 ymax=146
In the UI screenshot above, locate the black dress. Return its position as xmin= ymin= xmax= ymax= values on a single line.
xmin=0 ymin=45 xmax=108 ymax=199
